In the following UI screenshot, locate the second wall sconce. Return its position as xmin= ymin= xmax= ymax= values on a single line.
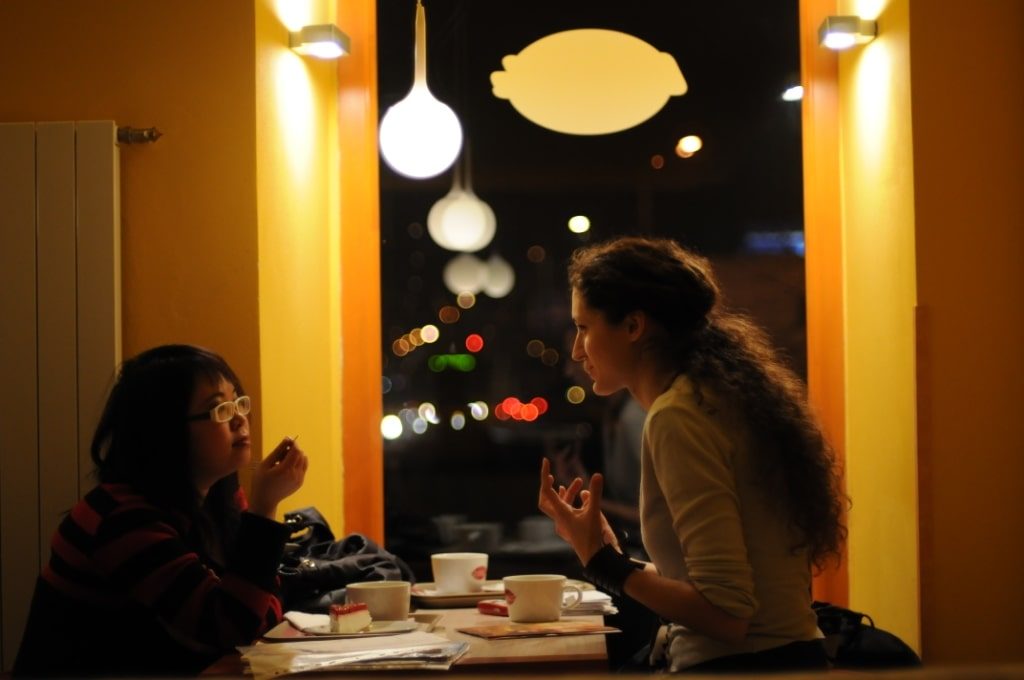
xmin=290 ymin=23 xmax=351 ymax=59
xmin=818 ymin=15 xmax=877 ymax=50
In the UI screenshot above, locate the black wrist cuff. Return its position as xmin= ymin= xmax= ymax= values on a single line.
xmin=583 ymin=544 xmax=642 ymax=597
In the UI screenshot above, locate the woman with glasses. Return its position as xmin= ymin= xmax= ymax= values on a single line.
xmin=14 ymin=344 xmax=308 ymax=676
xmin=538 ymin=237 xmax=847 ymax=673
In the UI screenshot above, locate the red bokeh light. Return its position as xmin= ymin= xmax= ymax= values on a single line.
xmin=502 ymin=397 xmax=522 ymax=417
xmin=520 ymin=403 xmax=539 ymax=421
xmin=530 ymin=397 xmax=549 ymax=415
xmin=465 ymin=333 xmax=484 ymax=353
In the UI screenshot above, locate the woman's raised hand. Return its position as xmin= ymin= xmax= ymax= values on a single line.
xmin=249 ymin=437 xmax=308 ymax=519
xmin=537 ymin=457 xmax=613 ymax=564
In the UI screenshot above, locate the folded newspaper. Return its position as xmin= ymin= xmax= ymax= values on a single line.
xmin=239 ymin=631 xmax=468 ymax=678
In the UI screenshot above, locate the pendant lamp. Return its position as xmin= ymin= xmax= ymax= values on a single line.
xmin=482 ymin=254 xmax=515 ymax=298
xmin=379 ymin=0 xmax=463 ymax=179
xmin=427 ymin=151 xmax=496 ymax=252
xmin=443 ymin=253 xmax=488 ymax=295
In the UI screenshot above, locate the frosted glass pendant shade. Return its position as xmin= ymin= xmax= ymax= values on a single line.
xmin=379 ymin=1 xmax=463 ymax=179
xmin=427 ymin=150 xmax=496 ymax=252
xmin=483 ymin=254 xmax=515 ymax=298
xmin=443 ymin=254 xmax=488 ymax=295
xmin=427 ymin=187 xmax=496 ymax=252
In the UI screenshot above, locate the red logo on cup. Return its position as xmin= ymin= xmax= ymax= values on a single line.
xmin=505 ymin=588 xmax=516 ymax=604
xmin=472 ymin=565 xmax=487 ymax=580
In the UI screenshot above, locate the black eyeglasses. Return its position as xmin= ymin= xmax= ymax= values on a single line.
xmin=186 ymin=395 xmax=251 ymax=423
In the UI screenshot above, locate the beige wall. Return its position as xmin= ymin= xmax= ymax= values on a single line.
xmin=909 ymin=0 xmax=1024 ymax=663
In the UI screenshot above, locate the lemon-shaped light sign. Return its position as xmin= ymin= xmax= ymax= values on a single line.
xmin=491 ymin=29 xmax=687 ymax=135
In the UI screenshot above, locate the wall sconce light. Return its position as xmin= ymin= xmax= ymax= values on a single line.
xmin=289 ymin=24 xmax=351 ymax=59
xmin=818 ymin=15 xmax=877 ymax=50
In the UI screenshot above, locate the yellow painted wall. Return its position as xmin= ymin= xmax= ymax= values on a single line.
xmin=909 ymin=0 xmax=1024 ymax=663
xmin=838 ymin=0 xmax=921 ymax=651
xmin=254 ymin=0 xmax=345 ymax=530
xmin=0 ymin=0 xmax=264 ymax=456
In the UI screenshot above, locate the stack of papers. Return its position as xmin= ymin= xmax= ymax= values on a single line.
xmin=239 ymin=631 xmax=468 ymax=678
xmin=564 ymin=589 xmax=618 ymax=616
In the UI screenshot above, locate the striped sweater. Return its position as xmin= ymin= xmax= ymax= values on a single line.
xmin=14 ymin=483 xmax=292 ymax=676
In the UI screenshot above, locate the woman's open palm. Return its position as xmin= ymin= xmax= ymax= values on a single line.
xmin=537 ymin=457 xmax=614 ymax=563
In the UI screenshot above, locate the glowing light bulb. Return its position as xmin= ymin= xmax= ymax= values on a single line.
xmin=378 ymin=2 xmax=462 ymax=179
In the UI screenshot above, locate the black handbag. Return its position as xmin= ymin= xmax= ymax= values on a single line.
xmin=278 ymin=507 xmax=415 ymax=612
xmin=813 ymin=601 xmax=922 ymax=669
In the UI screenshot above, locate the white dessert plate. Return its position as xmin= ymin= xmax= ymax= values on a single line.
xmin=262 ymin=619 xmax=418 ymax=641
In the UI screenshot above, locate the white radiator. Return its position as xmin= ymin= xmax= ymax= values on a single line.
xmin=0 ymin=121 xmax=121 ymax=670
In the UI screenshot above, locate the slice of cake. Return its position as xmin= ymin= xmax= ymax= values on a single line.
xmin=329 ymin=602 xmax=372 ymax=633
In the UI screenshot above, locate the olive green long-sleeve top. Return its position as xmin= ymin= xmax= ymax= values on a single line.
xmin=640 ymin=375 xmax=821 ymax=670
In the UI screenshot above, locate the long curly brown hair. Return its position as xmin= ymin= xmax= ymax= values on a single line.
xmin=569 ymin=236 xmax=847 ymax=569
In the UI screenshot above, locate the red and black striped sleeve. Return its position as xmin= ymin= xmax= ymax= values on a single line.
xmin=90 ymin=486 xmax=291 ymax=649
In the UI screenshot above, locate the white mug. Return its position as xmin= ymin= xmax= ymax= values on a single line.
xmin=503 ymin=574 xmax=583 ymax=623
xmin=431 ymin=552 xmax=489 ymax=593
xmin=345 ymin=581 xmax=411 ymax=621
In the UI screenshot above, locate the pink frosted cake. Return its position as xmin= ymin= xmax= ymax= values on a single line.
xmin=329 ymin=602 xmax=372 ymax=633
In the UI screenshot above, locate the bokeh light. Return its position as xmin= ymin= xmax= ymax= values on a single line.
xmin=502 ymin=396 xmax=522 ymax=418
xmin=676 ymin=134 xmax=703 ymax=158
xmin=520 ymin=403 xmax=539 ymax=421
xmin=469 ymin=401 xmax=489 ymax=420
xmin=412 ymin=417 xmax=428 ymax=434
xmin=420 ymin=324 xmax=440 ymax=343
xmin=409 ymin=328 xmax=424 ymax=346
xmin=418 ymin=402 xmax=439 ymax=424
xmin=439 ymin=305 xmax=460 ymax=324
xmin=465 ymin=333 xmax=484 ymax=353
xmin=382 ymin=376 xmax=393 ymax=394
xmin=566 ymin=386 xmax=586 ymax=404
xmin=650 ymin=154 xmax=665 ymax=169
xmin=450 ymin=410 xmax=466 ymax=430
xmin=526 ymin=245 xmax=546 ymax=263
xmin=568 ymin=215 xmax=591 ymax=234
xmin=782 ymin=85 xmax=803 ymax=101
xmin=381 ymin=415 xmax=403 ymax=440
xmin=456 ymin=291 xmax=476 ymax=309
xmin=526 ymin=339 xmax=545 ymax=357
xmin=540 ymin=348 xmax=560 ymax=366
xmin=530 ymin=396 xmax=549 ymax=415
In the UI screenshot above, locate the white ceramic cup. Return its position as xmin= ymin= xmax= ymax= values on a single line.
xmin=345 ymin=581 xmax=411 ymax=621
xmin=431 ymin=552 xmax=489 ymax=594
xmin=503 ymin=574 xmax=583 ymax=623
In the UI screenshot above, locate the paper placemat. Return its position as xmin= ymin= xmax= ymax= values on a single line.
xmin=456 ymin=621 xmax=619 ymax=640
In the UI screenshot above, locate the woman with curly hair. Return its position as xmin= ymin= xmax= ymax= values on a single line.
xmin=538 ymin=236 xmax=847 ymax=673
